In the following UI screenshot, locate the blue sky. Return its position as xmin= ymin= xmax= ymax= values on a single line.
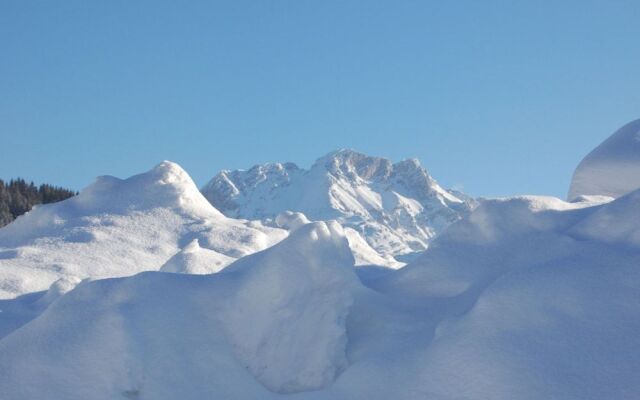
xmin=1 ymin=1 xmax=639 ymax=198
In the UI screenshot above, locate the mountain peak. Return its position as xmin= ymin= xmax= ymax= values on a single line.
xmin=313 ymin=149 xmax=393 ymax=181
xmin=202 ymin=151 xmax=476 ymax=265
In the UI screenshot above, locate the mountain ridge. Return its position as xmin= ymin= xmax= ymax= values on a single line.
xmin=202 ymin=149 xmax=477 ymax=266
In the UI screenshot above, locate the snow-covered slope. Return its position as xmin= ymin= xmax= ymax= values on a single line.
xmin=377 ymin=193 xmax=640 ymax=399
xmin=1 ymin=186 xmax=638 ymax=399
xmin=202 ymin=149 xmax=476 ymax=266
xmin=0 ymin=161 xmax=286 ymax=299
xmin=569 ymin=118 xmax=640 ymax=200
xmin=0 ymin=221 xmax=358 ymax=399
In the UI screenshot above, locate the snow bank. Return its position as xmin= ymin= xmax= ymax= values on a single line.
xmin=0 ymin=161 xmax=286 ymax=299
xmin=0 ymin=221 xmax=359 ymax=399
xmin=159 ymin=239 xmax=234 ymax=274
xmin=569 ymin=118 xmax=640 ymax=200
xmin=272 ymin=210 xmax=403 ymax=268
xmin=1 ymin=155 xmax=640 ymax=399
xmin=274 ymin=210 xmax=310 ymax=231
xmin=380 ymin=193 xmax=640 ymax=399
xmin=221 ymin=221 xmax=357 ymax=393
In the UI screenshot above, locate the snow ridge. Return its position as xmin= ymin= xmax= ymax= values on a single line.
xmin=569 ymin=119 xmax=640 ymax=200
xmin=0 ymin=161 xmax=286 ymax=299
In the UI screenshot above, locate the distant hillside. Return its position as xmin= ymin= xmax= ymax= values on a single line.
xmin=0 ymin=178 xmax=76 ymax=227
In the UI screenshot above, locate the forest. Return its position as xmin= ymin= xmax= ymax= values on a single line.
xmin=0 ymin=178 xmax=76 ymax=227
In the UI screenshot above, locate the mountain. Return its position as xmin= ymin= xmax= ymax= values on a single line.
xmin=569 ymin=118 xmax=640 ymax=200
xmin=201 ymin=149 xmax=476 ymax=266
xmin=2 ymin=133 xmax=640 ymax=399
xmin=0 ymin=161 xmax=286 ymax=299
xmin=1 ymin=164 xmax=639 ymax=399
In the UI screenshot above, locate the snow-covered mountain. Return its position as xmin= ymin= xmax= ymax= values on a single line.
xmin=1 ymin=121 xmax=640 ymax=399
xmin=202 ymin=149 xmax=476 ymax=266
xmin=569 ymin=118 xmax=640 ymax=200
xmin=2 ymin=150 xmax=640 ymax=399
xmin=0 ymin=161 xmax=286 ymax=299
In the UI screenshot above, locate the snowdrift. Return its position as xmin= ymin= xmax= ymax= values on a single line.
xmin=1 ymin=138 xmax=640 ymax=399
xmin=0 ymin=161 xmax=286 ymax=299
xmin=1 ymin=190 xmax=639 ymax=399
xmin=381 ymin=193 xmax=640 ymax=399
xmin=569 ymin=118 xmax=640 ymax=200
xmin=0 ymin=221 xmax=358 ymax=399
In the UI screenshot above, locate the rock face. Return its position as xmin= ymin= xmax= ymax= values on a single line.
xmin=569 ymin=119 xmax=640 ymax=201
xmin=202 ymin=149 xmax=476 ymax=265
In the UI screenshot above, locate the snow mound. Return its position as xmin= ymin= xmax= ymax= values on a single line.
xmin=274 ymin=210 xmax=310 ymax=231
xmin=0 ymin=161 xmax=286 ymax=299
xmin=379 ymin=193 xmax=640 ymax=399
xmin=159 ymin=239 xmax=234 ymax=274
xmin=569 ymin=118 xmax=640 ymax=200
xmin=35 ymin=275 xmax=84 ymax=307
xmin=202 ymin=149 xmax=476 ymax=267
xmin=221 ymin=221 xmax=357 ymax=393
xmin=0 ymin=189 xmax=639 ymax=399
xmin=272 ymin=210 xmax=402 ymax=268
xmin=0 ymin=221 xmax=359 ymax=399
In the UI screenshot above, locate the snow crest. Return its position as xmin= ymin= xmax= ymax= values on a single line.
xmin=569 ymin=119 xmax=640 ymax=200
xmin=0 ymin=161 xmax=286 ymax=298
xmin=221 ymin=221 xmax=357 ymax=393
xmin=0 ymin=221 xmax=359 ymax=399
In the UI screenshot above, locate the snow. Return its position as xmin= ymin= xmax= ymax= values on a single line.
xmin=273 ymin=210 xmax=403 ymax=268
xmin=0 ymin=221 xmax=358 ymax=399
xmin=569 ymin=118 xmax=640 ymax=200
xmin=220 ymin=221 xmax=357 ymax=393
xmin=274 ymin=211 xmax=310 ymax=231
xmin=159 ymin=239 xmax=234 ymax=274
xmin=0 ymin=161 xmax=286 ymax=299
xmin=202 ymin=149 xmax=476 ymax=267
xmin=1 ymin=147 xmax=640 ymax=399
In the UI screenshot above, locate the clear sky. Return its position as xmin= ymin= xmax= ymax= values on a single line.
xmin=1 ymin=1 xmax=639 ymax=198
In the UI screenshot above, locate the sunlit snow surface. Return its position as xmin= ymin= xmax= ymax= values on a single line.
xmin=202 ymin=149 xmax=476 ymax=267
xmin=569 ymin=118 xmax=640 ymax=200
xmin=0 ymin=161 xmax=286 ymax=299
xmin=0 ymin=142 xmax=639 ymax=399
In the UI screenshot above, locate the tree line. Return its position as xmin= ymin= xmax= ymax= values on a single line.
xmin=0 ymin=178 xmax=77 ymax=227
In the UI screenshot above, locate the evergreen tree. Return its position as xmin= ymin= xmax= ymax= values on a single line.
xmin=0 ymin=178 xmax=76 ymax=228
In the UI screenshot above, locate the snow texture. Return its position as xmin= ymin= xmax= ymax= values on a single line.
xmin=1 ymin=143 xmax=640 ymax=399
xmin=569 ymin=118 xmax=640 ymax=200
xmin=0 ymin=221 xmax=358 ymax=399
xmin=0 ymin=161 xmax=286 ymax=299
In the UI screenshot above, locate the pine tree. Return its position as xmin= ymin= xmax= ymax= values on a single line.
xmin=0 ymin=178 xmax=76 ymax=227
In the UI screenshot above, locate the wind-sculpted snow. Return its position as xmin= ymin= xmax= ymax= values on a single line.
xmin=569 ymin=119 xmax=640 ymax=200
xmin=379 ymin=193 xmax=640 ymax=399
xmin=221 ymin=221 xmax=357 ymax=393
xmin=0 ymin=221 xmax=358 ymax=399
xmin=202 ymin=149 xmax=476 ymax=267
xmin=159 ymin=239 xmax=233 ymax=274
xmin=0 ymin=161 xmax=286 ymax=299
xmin=1 ymin=189 xmax=639 ymax=399
xmin=1 ymin=154 xmax=640 ymax=399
